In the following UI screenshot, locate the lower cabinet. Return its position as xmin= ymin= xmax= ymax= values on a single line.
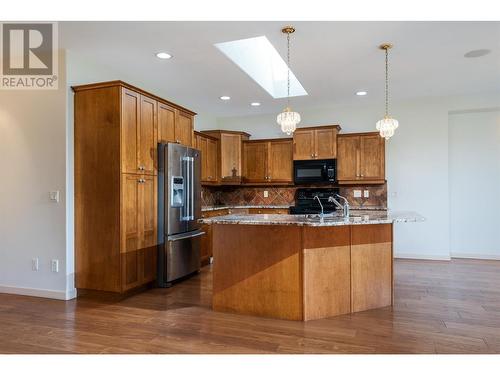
xmin=120 ymin=173 xmax=158 ymax=292
xmin=200 ymin=208 xmax=230 ymax=265
xmin=247 ymin=208 xmax=289 ymax=214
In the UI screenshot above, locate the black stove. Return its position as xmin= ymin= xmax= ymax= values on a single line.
xmin=289 ymin=188 xmax=340 ymax=215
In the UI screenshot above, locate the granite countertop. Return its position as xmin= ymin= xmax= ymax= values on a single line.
xmin=199 ymin=210 xmax=425 ymax=227
xmin=201 ymin=205 xmax=291 ymax=211
xmin=201 ymin=205 xmax=388 ymax=212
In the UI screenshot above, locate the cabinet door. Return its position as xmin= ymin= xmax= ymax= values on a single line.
xmin=220 ymin=133 xmax=242 ymax=180
xmin=158 ymin=102 xmax=176 ymax=143
xmin=293 ymin=129 xmax=315 ymax=160
xmin=140 ymin=175 xmax=157 ymax=249
xmin=206 ymin=138 xmax=218 ymax=182
xmin=268 ymin=140 xmax=293 ymax=183
xmin=138 ymin=96 xmax=157 ymax=175
xmin=121 ymin=174 xmax=141 ymax=253
xmin=337 ymin=136 xmax=360 ymax=181
xmin=175 ymin=111 xmax=193 ymax=146
xmin=315 ymin=128 xmax=337 ymax=159
xmin=121 ymin=88 xmax=140 ymax=174
xmin=197 ymin=136 xmax=208 ymax=182
xmin=242 ymin=141 xmax=268 ymax=183
xmin=359 ymin=134 xmax=385 ymax=181
xmin=200 ymin=223 xmax=211 ymax=265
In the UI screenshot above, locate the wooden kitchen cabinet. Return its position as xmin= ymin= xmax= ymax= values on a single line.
xmin=242 ymin=138 xmax=293 ymax=184
xmin=195 ymin=131 xmax=218 ymax=184
xmin=121 ymin=88 xmax=158 ymax=175
xmin=73 ymin=80 xmax=195 ymax=294
xmin=175 ymin=110 xmax=194 ymax=147
xmin=201 ymin=130 xmax=250 ymax=185
xmin=247 ymin=208 xmax=290 ymax=214
xmin=293 ymin=125 xmax=341 ymax=160
xmin=337 ymin=132 xmax=385 ymax=184
xmin=158 ymin=103 xmax=194 ymax=147
xmin=200 ymin=208 xmax=230 ymax=265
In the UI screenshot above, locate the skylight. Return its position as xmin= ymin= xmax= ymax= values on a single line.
xmin=215 ymin=36 xmax=308 ymax=99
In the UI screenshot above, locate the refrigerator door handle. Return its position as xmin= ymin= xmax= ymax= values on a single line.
xmin=181 ymin=156 xmax=194 ymax=221
xmin=167 ymin=229 xmax=205 ymax=242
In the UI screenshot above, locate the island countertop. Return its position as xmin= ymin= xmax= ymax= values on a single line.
xmin=199 ymin=210 xmax=424 ymax=226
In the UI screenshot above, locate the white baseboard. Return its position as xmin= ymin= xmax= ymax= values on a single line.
xmin=395 ymin=253 xmax=451 ymax=261
xmin=0 ymin=285 xmax=77 ymax=300
xmin=451 ymin=253 xmax=500 ymax=260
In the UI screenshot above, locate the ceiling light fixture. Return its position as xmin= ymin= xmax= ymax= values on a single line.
xmin=356 ymin=91 xmax=368 ymax=96
xmin=277 ymin=26 xmax=301 ymax=136
xmin=250 ymin=102 xmax=261 ymax=106
xmin=376 ymin=43 xmax=399 ymax=140
xmin=156 ymin=52 xmax=172 ymax=59
xmin=464 ymin=49 xmax=491 ymax=58
xmin=220 ymin=96 xmax=231 ymax=101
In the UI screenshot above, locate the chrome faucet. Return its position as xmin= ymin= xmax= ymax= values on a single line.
xmin=328 ymin=194 xmax=350 ymax=219
xmin=313 ymin=195 xmax=324 ymax=220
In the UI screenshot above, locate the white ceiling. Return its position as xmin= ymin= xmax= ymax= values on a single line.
xmin=60 ymin=21 xmax=500 ymax=117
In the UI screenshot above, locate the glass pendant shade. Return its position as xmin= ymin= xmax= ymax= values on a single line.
xmin=277 ymin=107 xmax=301 ymax=135
xmin=376 ymin=116 xmax=399 ymax=140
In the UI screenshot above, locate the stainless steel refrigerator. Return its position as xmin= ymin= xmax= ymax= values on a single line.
xmin=157 ymin=142 xmax=203 ymax=287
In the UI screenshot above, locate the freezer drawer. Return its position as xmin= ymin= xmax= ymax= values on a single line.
xmin=158 ymin=229 xmax=204 ymax=286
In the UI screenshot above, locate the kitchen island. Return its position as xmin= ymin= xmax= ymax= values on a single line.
xmin=201 ymin=211 xmax=423 ymax=321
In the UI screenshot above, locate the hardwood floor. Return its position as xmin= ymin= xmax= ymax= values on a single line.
xmin=1 ymin=258 xmax=500 ymax=353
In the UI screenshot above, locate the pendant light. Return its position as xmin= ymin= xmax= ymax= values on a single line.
xmin=376 ymin=43 xmax=399 ymax=140
xmin=277 ymin=26 xmax=301 ymax=135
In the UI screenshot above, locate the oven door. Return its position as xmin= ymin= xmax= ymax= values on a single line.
xmin=294 ymin=160 xmax=329 ymax=184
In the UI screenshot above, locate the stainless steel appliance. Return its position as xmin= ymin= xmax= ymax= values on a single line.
xmin=157 ymin=142 xmax=203 ymax=287
xmin=289 ymin=188 xmax=340 ymax=215
xmin=293 ymin=159 xmax=336 ymax=184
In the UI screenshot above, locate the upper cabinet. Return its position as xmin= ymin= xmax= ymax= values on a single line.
xmin=293 ymin=125 xmax=341 ymax=160
xmin=157 ymin=102 xmax=194 ymax=147
xmin=337 ymin=132 xmax=385 ymax=184
xmin=201 ymin=130 xmax=250 ymax=185
xmin=194 ymin=131 xmax=218 ymax=184
xmin=242 ymin=139 xmax=293 ymax=184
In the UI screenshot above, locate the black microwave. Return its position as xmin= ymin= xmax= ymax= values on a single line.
xmin=293 ymin=159 xmax=336 ymax=184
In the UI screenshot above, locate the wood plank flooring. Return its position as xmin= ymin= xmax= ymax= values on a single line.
xmin=1 ymin=258 xmax=500 ymax=353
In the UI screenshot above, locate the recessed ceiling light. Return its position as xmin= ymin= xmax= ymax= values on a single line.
xmin=250 ymin=102 xmax=261 ymax=106
xmin=156 ymin=52 xmax=172 ymax=59
xmin=464 ymin=49 xmax=491 ymax=58
xmin=220 ymin=96 xmax=231 ymax=101
xmin=356 ymin=91 xmax=368 ymax=96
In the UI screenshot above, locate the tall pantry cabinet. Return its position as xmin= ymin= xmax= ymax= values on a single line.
xmin=73 ymin=81 xmax=196 ymax=293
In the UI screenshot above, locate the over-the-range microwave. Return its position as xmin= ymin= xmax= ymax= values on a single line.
xmin=293 ymin=159 xmax=336 ymax=184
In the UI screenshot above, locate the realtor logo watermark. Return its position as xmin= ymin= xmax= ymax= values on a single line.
xmin=0 ymin=22 xmax=58 ymax=89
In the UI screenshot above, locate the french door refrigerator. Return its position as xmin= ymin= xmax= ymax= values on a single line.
xmin=158 ymin=142 xmax=203 ymax=287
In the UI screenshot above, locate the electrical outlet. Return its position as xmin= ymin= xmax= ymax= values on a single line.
xmin=363 ymin=190 xmax=370 ymax=198
xmin=49 ymin=191 xmax=60 ymax=203
xmin=51 ymin=259 xmax=59 ymax=273
xmin=391 ymin=191 xmax=398 ymax=198
xmin=32 ymin=258 xmax=39 ymax=271
xmin=263 ymin=190 xmax=269 ymax=198
xmin=353 ymin=190 xmax=362 ymax=198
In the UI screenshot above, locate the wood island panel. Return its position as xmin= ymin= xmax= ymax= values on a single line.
xmin=212 ymin=224 xmax=303 ymax=320
xmin=350 ymin=224 xmax=393 ymax=313
xmin=303 ymin=226 xmax=351 ymax=321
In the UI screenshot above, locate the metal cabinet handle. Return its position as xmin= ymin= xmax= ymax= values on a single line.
xmin=311 ymin=154 xmax=314 ymax=158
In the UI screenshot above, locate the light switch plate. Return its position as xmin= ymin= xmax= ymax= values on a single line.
xmin=49 ymin=191 xmax=60 ymax=203
xmin=51 ymin=259 xmax=59 ymax=273
xmin=363 ymin=190 xmax=370 ymax=198
xmin=353 ymin=190 xmax=362 ymax=198
xmin=263 ymin=190 xmax=269 ymax=198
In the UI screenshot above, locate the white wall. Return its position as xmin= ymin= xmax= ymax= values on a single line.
xmin=217 ymin=93 xmax=500 ymax=260
xmin=0 ymin=50 xmax=73 ymax=299
xmin=449 ymin=109 xmax=500 ymax=259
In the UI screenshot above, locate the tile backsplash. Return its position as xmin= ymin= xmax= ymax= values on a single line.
xmin=201 ymin=184 xmax=387 ymax=209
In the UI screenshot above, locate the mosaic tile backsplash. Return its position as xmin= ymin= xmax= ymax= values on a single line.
xmin=201 ymin=184 xmax=387 ymax=209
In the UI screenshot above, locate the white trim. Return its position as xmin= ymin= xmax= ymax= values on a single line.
xmin=0 ymin=285 xmax=75 ymax=300
xmin=395 ymin=253 xmax=451 ymax=261
xmin=451 ymin=253 xmax=500 ymax=260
